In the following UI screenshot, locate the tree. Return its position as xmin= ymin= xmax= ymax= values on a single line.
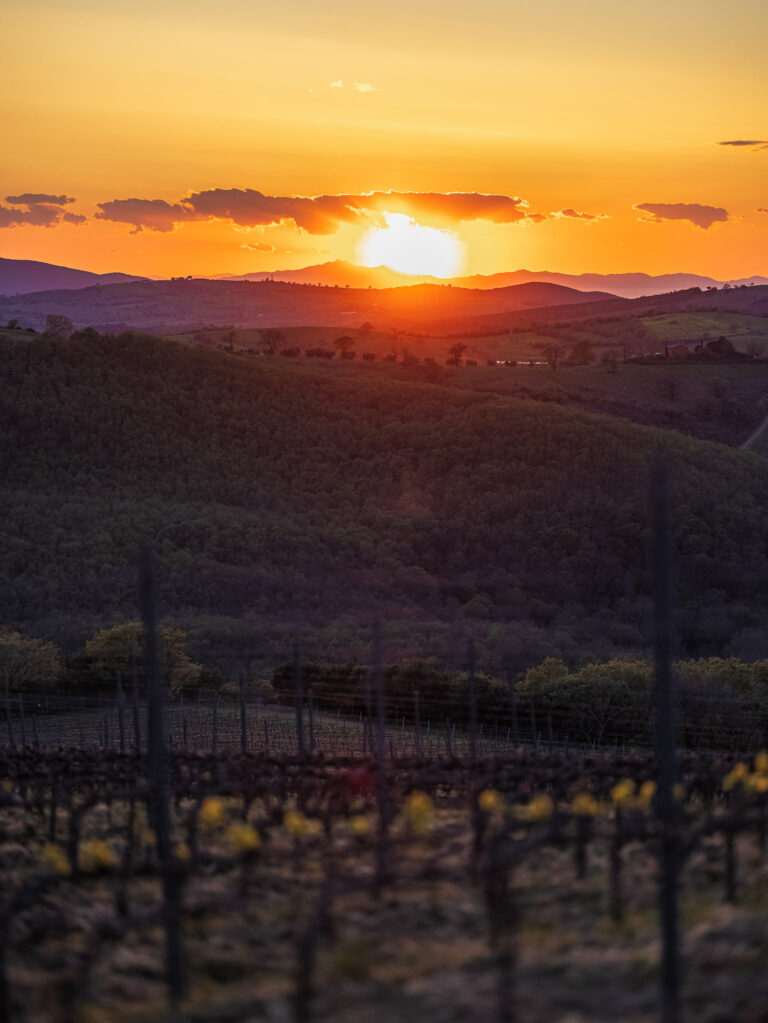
xmin=447 ymin=342 xmax=468 ymax=365
xmin=358 ymin=322 xmax=375 ymax=339
xmin=570 ymin=339 xmax=594 ymax=365
xmin=334 ymin=335 xmax=355 ymax=355
xmin=7 ymin=319 xmax=19 ymax=329
xmin=76 ymin=622 xmax=202 ymax=693
xmin=43 ymin=314 xmax=74 ymax=341
xmin=260 ymin=328 xmax=285 ymax=357
xmin=543 ymin=344 xmax=563 ymax=371
xmin=0 ymin=629 xmax=62 ymax=692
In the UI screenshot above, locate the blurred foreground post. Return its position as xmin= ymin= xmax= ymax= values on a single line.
xmin=652 ymin=458 xmax=680 ymax=1023
xmin=293 ymin=640 xmax=305 ymax=757
xmin=116 ymin=672 xmax=125 ymax=753
xmin=468 ymin=640 xmax=477 ymax=766
xmin=239 ymin=672 xmax=247 ymax=753
xmin=373 ymin=620 xmax=390 ymax=887
xmin=3 ymin=670 xmax=14 ymax=750
xmin=139 ymin=547 xmax=185 ymax=1005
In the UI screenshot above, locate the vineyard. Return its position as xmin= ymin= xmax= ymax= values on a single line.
xmin=3 ymin=742 xmax=768 ymax=1023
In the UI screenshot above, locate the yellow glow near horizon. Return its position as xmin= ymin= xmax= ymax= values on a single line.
xmin=358 ymin=213 xmax=464 ymax=278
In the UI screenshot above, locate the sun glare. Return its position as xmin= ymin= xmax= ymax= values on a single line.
xmin=358 ymin=212 xmax=464 ymax=278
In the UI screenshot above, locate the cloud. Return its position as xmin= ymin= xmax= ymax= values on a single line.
xmin=5 ymin=193 xmax=76 ymax=205
xmin=363 ymin=191 xmax=540 ymax=227
xmin=551 ymin=208 xmax=609 ymax=221
xmin=634 ymin=201 xmax=729 ymax=230
xmin=240 ymin=241 xmax=275 ymax=252
xmin=0 ymin=193 xmax=84 ymax=229
xmin=718 ymin=140 xmax=768 ymax=150
xmin=757 ymin=208 xmax=768 ymax=214
xmin=184 ymin=188 xmax=364 ymax=234
xmin=95 ymin=197 xmax=199 ymax=233
xmin=85 ymin=188 xmax=548 ymax=235
xmin=328 ymin=80 xmax=380 ymax=92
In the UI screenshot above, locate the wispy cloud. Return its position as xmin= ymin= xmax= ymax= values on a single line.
xmin=718 ymin=140 xmax=768 ymax=150
xmin=757 ymin=207 xmax=768 ymax=214
xmin=634 ymin=201 xmax=729 ymax=230
xmin=551 ymin=208 xmax=609 ymax=222
xmin=6 ymin=193 xmax=76 ymax=205
xmin=328 ymin=79 xmax=380 ymax=92
xmin=240 ymin=241 xmax=275 ymax=252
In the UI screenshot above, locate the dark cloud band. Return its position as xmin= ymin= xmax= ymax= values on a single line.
xmin=634 ymin=202 xmax=729 ymax=230
xmin=94 ymin=188 xmax=547 ymax=234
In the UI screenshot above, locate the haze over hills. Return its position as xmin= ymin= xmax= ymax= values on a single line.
xmin=4 ymin=257 xmax=767 ymax=303
xmin=212 ymin=258 xmax=768 ymax=298
xmin=0 ymin=257 xmax=147 ymax=296
xmin=0 ymin=277 xmax=616 ymax=333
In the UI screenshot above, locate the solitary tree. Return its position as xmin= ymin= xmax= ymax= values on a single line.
xmin=43 ymin=314 xmax=74 ymax=341
xmin=260 ymin=328 xmax=285 ymax=357
xmin=543 ymin=343 xmax=563 ymax=371
xmin=334 ymin=335 xmax=355 ymax=354
xmin=358 ymin=321 xmax=375 ymax=339
xmin=447 ymin=342 xmax=469 ymax=365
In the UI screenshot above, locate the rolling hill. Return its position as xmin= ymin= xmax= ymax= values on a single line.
xmin=0 ymin=257 xmax=147 ymax=296
xmin=0 ymin=277 xmax=616 ymax=333
xmin=2 ymin=331 xmax=767 ymax=672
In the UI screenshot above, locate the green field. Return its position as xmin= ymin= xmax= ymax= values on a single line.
xmin=641 ymin=312 xmax=768 ymax=348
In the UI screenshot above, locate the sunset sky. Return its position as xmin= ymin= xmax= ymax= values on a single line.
xmin=2 ymin=0 xmax=767 ymax=280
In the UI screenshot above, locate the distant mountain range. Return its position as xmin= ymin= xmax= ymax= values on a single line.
xmin=212 ymin=259 xmax=768 ymax=299
xmin=0 ymin=258 xmax=147 ymax=296
xmin=3 ymin=256 xmax=767 ymax=301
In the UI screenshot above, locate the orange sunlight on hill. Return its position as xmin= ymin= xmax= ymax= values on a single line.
xmin=358 ymin=213 xmax=464 ymax=278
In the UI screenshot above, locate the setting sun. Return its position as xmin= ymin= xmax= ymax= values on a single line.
xmin=358 ymin=212 xmax=464 ymax=278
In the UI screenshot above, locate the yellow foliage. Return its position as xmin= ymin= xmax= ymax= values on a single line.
xmin=478 ymin=789 xmax=505 ymax=814
xmin=199 ymin=796 xmax=226 ymax=828
xmin=227 ymin=823 xmax=261 ymax=853
xmin=637 ymin=780 xmax=657 ymax=808
xmin=41 ymin=843 xmax=70 ymax=875
xmin=524 ymin=794 xmax=554 ymax=821
xmin=350 ymin=815 xmax=371 ymax=836
xmin=174 ymin=842 xmax=192 ymax=861
xmin=572 ymin=792 xmax=598 ymax=817
xmin=403 ymin=791 xmax=435 ymax=835
xmin=80 ymin=840 xmax=117 ymax=872
xmin=723 ymin=763 xmax=749 ymax=791
xmin=754 ymin=752 xmax=768 ymax=775
xmin=284 ymin=811 xmax=322 ymax=838
xmin=611 ymin=780 xmax=636 ymax=806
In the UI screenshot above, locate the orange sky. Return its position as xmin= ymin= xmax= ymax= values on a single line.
xmin=2 ymin=0 xmax=767 ymax=279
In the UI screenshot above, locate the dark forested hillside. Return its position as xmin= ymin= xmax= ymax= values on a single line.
xmin=2 ymin=333 xmax=768 ymax=671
